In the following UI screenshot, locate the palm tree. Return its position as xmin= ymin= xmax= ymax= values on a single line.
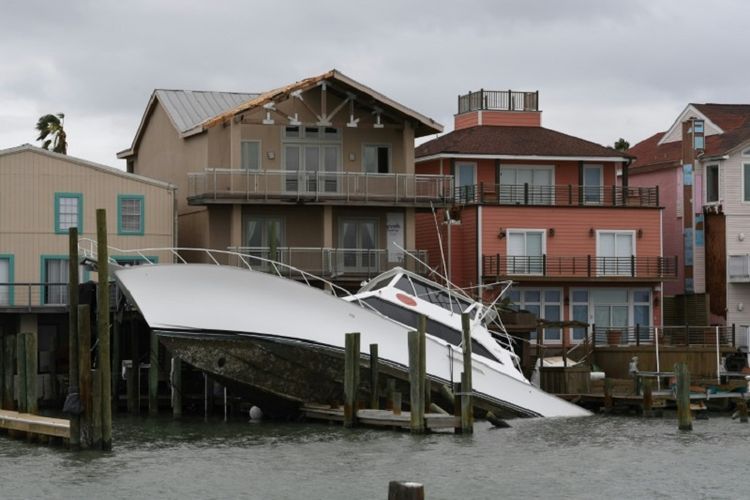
xmin=613 ymin=137 xmax=630 ymax=152
xmin=35 ymin=113 xmax=68 ymax=154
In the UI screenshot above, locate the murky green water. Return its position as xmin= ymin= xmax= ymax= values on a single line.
xmin=1 ymin=414 xmax=747 ymax=499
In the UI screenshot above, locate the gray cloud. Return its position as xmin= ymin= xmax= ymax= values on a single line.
xmin=1 ymin=0 xmax=748 ymax=165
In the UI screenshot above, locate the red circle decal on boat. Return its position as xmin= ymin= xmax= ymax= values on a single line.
xmin=396 ymin=293 xmax=417 ymax=307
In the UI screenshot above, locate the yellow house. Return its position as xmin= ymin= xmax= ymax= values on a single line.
xmin=0 ymin=144 xmax=176 ymax=380
xmin=118 ymin=69 xmax=447 ymax=287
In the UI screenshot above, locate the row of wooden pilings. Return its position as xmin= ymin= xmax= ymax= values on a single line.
xmin=342 ymin=313 xmax=474 ymax=434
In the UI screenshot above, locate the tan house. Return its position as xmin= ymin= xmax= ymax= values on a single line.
xmin=0 ymin=144 xmax=176 ymax=382
xmin=118 ymin=70 xmax=448 ymax=287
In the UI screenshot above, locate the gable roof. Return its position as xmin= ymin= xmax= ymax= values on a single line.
xmin=630 ymin=103 xmax=750 ymax=171
xmin=1 ymin=144 xmax=176 ymax=190
xmin=118 ymin=89 xmax=259 ymax=159
xmin=202 ymin=69 xmax=443 ymax=137
xmin=415 ymin=125 xmax=630 ymax=161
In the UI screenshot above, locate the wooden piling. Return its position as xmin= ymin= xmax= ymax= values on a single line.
xmin=392 ymin=391 xmax=402 ymax=416
xmin=78 ymin=304 xmax=93 ymax=448
xmin=369 ymin=343 xmax=379 ymax=409
xmin=642 ymin=378 xmax=653 ymax=417
xmin=738 ymin=399 xmax=748 ymax=423
xmin=675 ymin=362 xmax=692 ymax=431
xmin=68 ymin=227 xmax=80 ymax=448
xmin=2 ymin=334 xmax=14 ymax=410
xmin=453 ymin=381 xmax=462 ymax=434
xmin=16 ymin=333 xmax=27 ymax=414
xmin=112 ymin=310 xmax=122 ymax=412
xmin=149 ymin=330 xmax=159 ymax=416
xmin=0 ymin=328 xmax=3 ymax=408
xmin=171 ymin=356 xmax=182 ymax=418
xmin=418 ymin=316 xmax=429 ymax=412
xmin=96 ymin=209 xmax=112 ymax=450
xmin=343 ymin=332 xmax=360 ymax=428
xmin=388 ymin=481 xmax=425 ymax=500
xmin=385 ymin=378 xmax=396 ymax=411
xmin=91 ymin=369 xmax=102 ymax=449
xmin=408 ymin=329 xmax=425 ymax=434
xmin=603 ymin=378 xmax=613 ymax=413
xmin=24 ymin=331 xmax=37 ymax=415
xmin=460 ymin=313 xmax=473 ymax=433
xmin=127 ymin=317 xmax=139 ymax=414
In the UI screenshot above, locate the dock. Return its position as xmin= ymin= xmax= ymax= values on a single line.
xmin=301 ymin=404 xmax=459 ymax=430
xmin=0 ymin=409 xmax=70 ymax=439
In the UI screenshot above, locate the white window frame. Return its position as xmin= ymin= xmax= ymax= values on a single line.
xmin=705 ymin=164 xmax=719 ymax=204
xmin=631 ymin=288 xmax=652 ymax=340
xmin=362 ymin=144 xmax=392 ymax=174
xmin=499 ymin=164 xmax=555 ymax=205
xmin=569 ymin=288 xmax=590 ymax=343
xmin=743 ymin=163 xmax=750 ymax=203
xmin=596 ymin=230 xmax=636 ymax=277
xmin=240 ymin=140 xmax=262 ymax=171
xmin=510 ymin=287 xmax=563 ymax=343
xmin=506 ymin=229 xmax=546 ymax=275
xmin=582 ymin=164 xmax=603 ymax=205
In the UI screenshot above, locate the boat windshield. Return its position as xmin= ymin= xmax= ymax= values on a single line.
xmin=394 ymin=275 xmax=475 ymax=315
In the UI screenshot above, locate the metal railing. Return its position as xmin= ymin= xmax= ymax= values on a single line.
xmin=0 ymin=282 xmax=69 ymax=309
xmin=592 ymin=325 xmax=736 ymax=347
xmin=483 ymin=255 xmax=678 ymax=280
xmin=454 ymin=183 xmax=660 ymax=208
xmin=457 ymin=89 xmax=539 ymax=114
xmin=187 ymin=169 xmax=454 ymax=205
xmin=227 ymin=247 xmax=430 ymax=279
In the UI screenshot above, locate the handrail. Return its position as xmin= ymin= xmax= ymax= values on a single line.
xmin=454 ymin=183 xmax=660 ymax=208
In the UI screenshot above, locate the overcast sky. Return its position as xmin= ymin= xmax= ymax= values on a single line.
xmin=1 ymin=0 xmax=747 ymax=167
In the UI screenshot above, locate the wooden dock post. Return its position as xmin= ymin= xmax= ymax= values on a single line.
xmin=91 ymin=369 xmax=102 ymax=449
xmin=127 ymin=317 xmax=139 ymax=415
xmin=453 ymin=380 xmax=462 ymax=434
xmin=79 ymin=304 xmax=93 ymax=448
xmin=149 ymin=330 xmax=159 ymax=416
xmin=2 ymin=334 xmax=15 ymax=410
xmin=408 ymin=329 xmax=425 ymax=434
xmin=642 ymin=378 xmax=653 ymax=417
xmin=603 ymin=378 xmax=613 ymax=413
xmin=343 ymin=332 xmax=361 ymax=428
xmin=388 ymin=481 xmax=424 ymax=500
xmin=171 ymin=356 xmax=182 ymax=418
xmin=112 ymin=310 xmax=122 ymax=412
xmin=16 ymin=333 xmax=27 ymax=413
xmin=385 ymin=378 xmax=396 ymax=411
xmin=675 ymin=362 xmax=692 ymax=431
xmin=419 ymin=316 xmax=429 ymax=412
xmin=96 ymin=209 xmax=112 ymax=450
xmin=369 ymin=343 xmax=379 ymax=409
xmin=68 ymin=227 xmax=80 ymax=448
xmin=392 ymin=391 xmax=402 ymax=416
xmin=460 ymin=313 xmax=473 ymax=433
xmin=24 ymin=331 xmax=38 ymax=415
xmin=737 ymin=399 xmax=748 ymax=423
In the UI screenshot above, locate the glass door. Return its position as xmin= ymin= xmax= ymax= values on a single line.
xmin=44 ymin=258 xmax=69 ymax=305
xmin=507 ymin=230 xmax=544 ymax=274
xmin=583 ymin=165 xmax=603 ymax=204
xmin=0 ymin=258 xmax=9 ymax=305
xmin=339 ymin=219 xmax=378 ymax=273
xmin=455 ymin=163 xmax=476 ymax=203
xmin=284 ymin=145 xmax=301 ymax=193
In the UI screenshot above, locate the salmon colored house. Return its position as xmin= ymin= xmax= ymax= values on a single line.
xmin=415 ymin=90 xmax=677 ymax=346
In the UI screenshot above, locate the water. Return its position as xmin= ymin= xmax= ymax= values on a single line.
xmin=1 ymin=414 xmax=747 ymax=499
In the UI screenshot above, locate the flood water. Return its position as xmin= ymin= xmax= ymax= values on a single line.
xmin=1 ymin=413 xmax=747 ymax=499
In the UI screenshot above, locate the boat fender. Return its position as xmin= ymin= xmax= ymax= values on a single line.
xmin=249 ymin=405 xmax=263 ymax=421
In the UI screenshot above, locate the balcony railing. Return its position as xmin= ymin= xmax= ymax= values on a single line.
xmin=226 ymin=247 xmax=430 ymax=279
xmin=454 ymin=183 xmax=659 ymax=208
xmin=482 ymin=255 xmax=678 ymax=281
xmin=457 ymin=89 xmax=539 ymax=114
xmin=0 ymin=282 xmax=69 ymax=310
xmin=187 ymin=169 xmax=454 ymax=205
xmin=592 ymin=325 xmax=735 ymax=347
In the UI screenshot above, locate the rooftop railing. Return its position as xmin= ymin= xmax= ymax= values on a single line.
xmin=482 ymin=255 xmax=678 ymax=281
xmin=457 ymin=89 xmax=539 ymax=114
xmin=187 ymin=169 xmax=454 ymax=206
xmin=455 ymin=183 xmax=659 ymax=208
xmin=226 ymin=247 xmax=430 ymax=279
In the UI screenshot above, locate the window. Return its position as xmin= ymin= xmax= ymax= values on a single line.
xmin=570 ymin=289 xmax=589 ymax=342
xmin=363 ymin=145 xmax=391 ymax=174
xmin=706 ymin=164 xmax=719 ymax=203
xmin=499 ymin=166 xmax=553 ymax=205
xmin=338 ymin=219 xmax=378 ymax=272
xmin=597 ymin=231 xmax=634 ymax=276
xmin=41 ymin=256 xmax=83 ymax=305
xmin=693 ymin=120 xmax=705 ymax=150
xmin=454 ymin=162 xmax=476 ymax=202
xmin=240 ymin=141 xmax=261 ymax=170
xmin=113 ymin=256 xmax=158 ymax=267
xmin=509 ymin=288 xmax=562 ymax=343
xmin=633 ymin=289 xmax=651 ymax=340
xmin=118 ymin=195 xmax=144 ymax=235
xmin=0 ymin=255 xmax=13 ymax=305
xmin=583 ymin=164 xmax=603 ymax=204
xmin=507 ymin=230 xmax=545 ymax=274
xmin=744 ymin=164 xmax=750 ymax=202
xmin=283 ymin=127 xmax=341 ymax=193
xmin=54 ymin=193 xmax=82 ymax=234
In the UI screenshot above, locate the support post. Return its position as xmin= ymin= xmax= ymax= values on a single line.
xmin=171 ymin=356 xmax=182 ymax=418
xmin=385 ymin=378 xmax=396 ymax=411
xmin=642 ymin=378 xmax=653 ymax=417
xmin=112 ymin=311 xmax=122 ymax=413
xmin=388 ymin=481 xmax=425 ymax=500
xmin=149 ymin=330 xmax=159 ymax=416
xmin=92 ymin=369 xmax=102 ymax=449
xmin=419 ymin=316 xmax=429 ymax=412
xmin=460 ymin=313 xmax=473 ymax=433
xmin=96 ymin=209 xmax=112 ymax=450
xmin=79 ymin=304 xmax=93 ymax=448
xmin=738 ymin=398 xmax=748 ymax=423
xmin=127 ymin=317 xmax=139 ymax=414
xmin=392 ymin=391 xmax=402 ymax=415
xmin=343 ymin=332 xmax=360 ymax=428
xmin=408 ymin=330 xmax=425 ymax=434
xmin=675 ymin=362 xmax=692 ymax=431
xmin=2 ymin=334 xmax=15 ymax=410
xmin=25 ymin=331 xmax=37 ymax=415
xmin=603 ymin=378 xmax=613 ymax=413
xmin=68 ymin=227 xmax=80 ymax=447
xmin=369 ymin=343 xmax=379 ymax=409
xmin=16 ymin=333 xmax=27 ymax=413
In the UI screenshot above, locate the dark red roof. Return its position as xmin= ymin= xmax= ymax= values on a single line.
xmin=415 ymin=125 xmax=630 ymax=159
xmin=693 ymin=103 xmax=750 ymax=131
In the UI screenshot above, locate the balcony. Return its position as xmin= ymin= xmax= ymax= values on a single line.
xmin=458 ymin=89 xmax=539 ymax=114
xmin=729 ymin=255 xmax=750 ymax=283
xmin=482 ymin=255 xmax=678 ymax=282
xmin=593 ymin=325 xmax=735 ymax=347
xmin=0 ymin=283 xmax=69 ymax=312
xmin=227 ymin=247 xmax=430 ymax=280
xmin=455 ymin=183 xmax=659 ymax=208
xmin=188 ymin=169 xmax=454 ymax=207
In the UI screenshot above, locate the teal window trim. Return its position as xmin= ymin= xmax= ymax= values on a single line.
xmin=54 ymin=192 xmax=83 ymax=234
xmin=0 ymin=254 xmax=14 ymax=305
xmin=117 ymin=194 xmax=145 ymax=235
xmin=40 ymin=255 xmax=89 ymax=305
xmin=112 ymin=255 xmax=159 ymax=265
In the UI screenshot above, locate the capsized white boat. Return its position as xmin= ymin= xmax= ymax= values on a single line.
xmin=114 ymin=263 xmax=590 ymax=418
